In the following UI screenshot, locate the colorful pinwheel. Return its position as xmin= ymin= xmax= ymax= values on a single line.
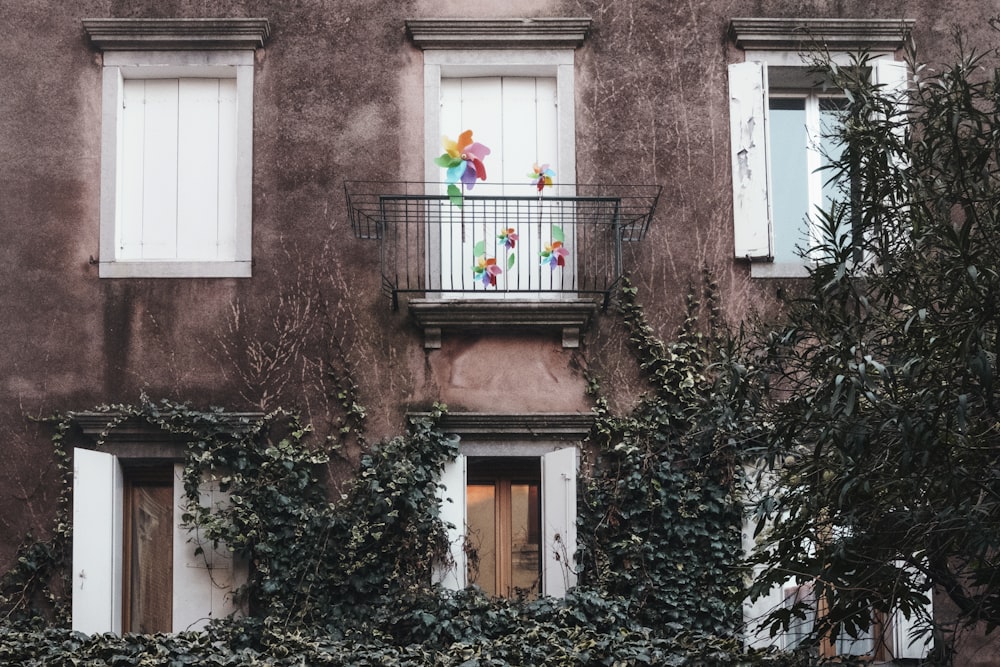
xmin=498 ymin=227 xmax=518 ymax=250
xmin=472 ymin=240 xmax=503 ymax=287
xmin=435 ymin=130 xmax=491 ymax=206
xmin=540 ymin=225 xmax=569 ymax=269
xmin=528 ymin=163 xmax=555 ymax=192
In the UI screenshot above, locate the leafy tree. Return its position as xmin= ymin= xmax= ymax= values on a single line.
xmin=743 ymin=36 xmax=1000 ymax=659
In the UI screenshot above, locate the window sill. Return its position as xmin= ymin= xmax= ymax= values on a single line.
xmin=408 ymin=297 xmax=599 ymax=349
xmin=749 ymin=261 xmax=810 ymax=279
xmin=98 ymin=260 xmax=252 ymax=279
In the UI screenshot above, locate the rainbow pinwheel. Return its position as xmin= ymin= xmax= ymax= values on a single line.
xmin=472 ymin=240 xmax=503 ymax=287
xmin=529 ymin=163 xmax=555 ymax=192
xmin=540 ymin=225 xmax=569 ymax=269
xmin=498 ymin=227 xmax=518 ymax=250
xmin=435 ymin=130 xmax=491 ymax=207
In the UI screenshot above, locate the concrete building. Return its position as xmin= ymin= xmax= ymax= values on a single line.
xmin=1 ymin=1 xmax=996 ymax=662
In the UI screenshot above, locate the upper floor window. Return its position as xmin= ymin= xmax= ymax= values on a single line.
xmin=83 ymin=18 xmax=269 ymax=278
xmin=411 ymin=20 xmax=583 ymax=299
xmin=728 ymin=18 xmax=912 ymax=277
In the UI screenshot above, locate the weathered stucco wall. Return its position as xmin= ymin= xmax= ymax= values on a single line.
xmin=1 ymin=3 xmax=998 ymax=655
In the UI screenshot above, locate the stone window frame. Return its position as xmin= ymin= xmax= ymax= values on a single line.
xmin=83 ymin=18 xmax=269 ymax=278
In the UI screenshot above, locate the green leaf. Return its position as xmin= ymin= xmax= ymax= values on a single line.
xmin=507 ymin=252 xmax=516 ymax=269
xmin=473 ymin=240 xmax=485 ymax=257
xmin=447 ymin=183 xmax=463 ymax=207
xmin=552 ymin=225 xmax=564 ymax=243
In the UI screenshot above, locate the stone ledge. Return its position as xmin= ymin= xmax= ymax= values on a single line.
xmin=408 ymin=412 xmax=593 ymax=441
xmin=730 ymin=17 xmax=914 ymax=51
xmin=408 ymin=298 xmax=599 ymax=348
xmin=70 ymin=411 xmax=266 ymax=462
xmin=406 ymin=18 xmax=591 ymax=50
xmin=83 ymin=18 xmax=271 ymax=51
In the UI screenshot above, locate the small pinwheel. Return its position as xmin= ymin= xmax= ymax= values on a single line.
xmin=435 ymin=130 xmax=491 ymax=207
xmin=540 ymin=225 xmax=569 ymax=269
xmin=498 ymin=227 xmax=518 ymax=250
xmin=528 ymin=163 xmax=555 ymax=192
xmin=472 ymin=240 xmax=503 ymax=287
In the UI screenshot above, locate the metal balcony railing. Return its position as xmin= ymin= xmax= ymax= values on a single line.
xmin=345 ymin=182 xmax=660 ymax=308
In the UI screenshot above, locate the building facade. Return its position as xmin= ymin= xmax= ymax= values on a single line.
xmin=1 ymin=0 xmax=996 ymax=662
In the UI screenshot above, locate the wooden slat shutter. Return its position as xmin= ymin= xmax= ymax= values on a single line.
xmin=72 ymin=448 xmax=123 ymax=634
xmin=172 ymin=466 xmax=244 ymax=630
xmin=541 ymin=447 xmax=577 ymax=597
xmin=119 ymin=78 xmax=237 ymax=262
xmin=434 ymin=454 xmax=467 ymax=590
xmin=728 ymin=61 xmax=772 ymax=259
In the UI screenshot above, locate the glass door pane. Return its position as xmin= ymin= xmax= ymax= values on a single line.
xmin=125 ymin=479 xmax=173 ymax=633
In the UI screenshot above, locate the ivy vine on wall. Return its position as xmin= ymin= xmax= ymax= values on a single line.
xmin=0 ymin=278 xmax=832 ymax=665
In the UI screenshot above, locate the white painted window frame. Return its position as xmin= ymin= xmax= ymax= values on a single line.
xmin=84 ymin=19 xmax=269 ymax=279
xmin=97 ymin=50 xmax=254 ymax=278
xmin=435 ymin=442 xmax=578 ymax=598
xmin=729 ymin=18 xmax=912 ymax=278
xmin=731 ymin=52 xmax=904 ymax=278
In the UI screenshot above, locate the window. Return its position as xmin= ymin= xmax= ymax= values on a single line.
xmin=768 ymin=90 xmax=849 ymax=265
xmin=436 ymin=442 xmax=578 ymax=597
xmin=728 ymin=18 xmax=911 ymax=277
xmin=82 ymin=18 xmax=269 ymax=278
xmin=742 ymin=514 xmax=932 ymax=659
xmin=435 ymin=75 xmax=569 ymax=296
xmin=71 ymin=447 xmax=245 ymax=634
xmin=780 ymin=583 xmax=878 ymax=657
xmin=413 ymin=22 xmax=581 ymax=298
xmin=466 ymin=458 xmax=542 ymax=598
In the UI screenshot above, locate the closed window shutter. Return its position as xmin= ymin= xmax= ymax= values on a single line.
xmin=439 ymin=77 xmax=568 ymax=293
xmin=728 ymin=61 xmax=772 ymax=259
xmin=541 ymin=447 xmax=577 ymax=597
xmin=118 ymin=78 xmax=237 ymax=262
xmin=434 ymin=454 xmax=468 ymax=590
xmin=72 ymin=448 xmax=123 ymax=634
xmin=891 ymin=561 xmax=932 ymax=659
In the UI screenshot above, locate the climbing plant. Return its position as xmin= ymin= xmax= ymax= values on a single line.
xmin=579 ymin=272 xmax=749 ymax=635
xmin=0 ymin=277 xmax=838 ymax=665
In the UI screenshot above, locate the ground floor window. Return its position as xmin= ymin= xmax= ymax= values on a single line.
xmin=72 ymin=447 xmax=245 ymax=634
xmin=466 ymin=458 xmax=542 ymax=598
xmin=436 ymin=445 xmax=577 ymax=598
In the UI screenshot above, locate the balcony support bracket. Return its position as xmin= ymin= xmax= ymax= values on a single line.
xmin=408 ymin=298 xmax=598 ymax=349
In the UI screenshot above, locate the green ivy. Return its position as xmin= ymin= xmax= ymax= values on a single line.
xmin=579 ymin=274 xmax=746 ymax=635
xmin=0 ymin=279 xmax=841 ymax=665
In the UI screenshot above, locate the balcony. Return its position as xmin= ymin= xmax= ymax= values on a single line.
xmin=345 ymin=181 xmax=660 ymax=346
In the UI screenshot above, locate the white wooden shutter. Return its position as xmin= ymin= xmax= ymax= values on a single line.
xmin=728 ymin=61 xmax=772 ymax=259
xmin=72 ymin=448 xmax=123 ymax=634
xmin=873 ymin=59 xmax=907 ymax=96
xmin=177 ymin=79 xmax=238 ymax=261
xmin=873 ymin=59 xmax=909 ymax=164
xmin=440 ymin=77 xmax=558 ymax=191
xmin=434 ymin=454 xmax=467 ymax=590
xmin=119 ymin=78 xmax=237 ymax=262
xmin=891 ymin=562 xmax=932 ymax=660
xmin=892 ymin=602 xmax=931 ymax=659
xmin=172 ymin=466 xmax=244 ymax=630
xmin=439 ymin=77 xmax=567 ymax=294
xmin=541 ymin=447 xmax=577 ymax=597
